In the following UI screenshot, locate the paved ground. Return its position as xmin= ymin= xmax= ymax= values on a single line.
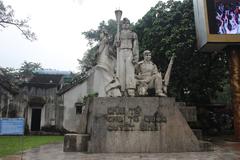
xmin=1 ymin=140 xmax=240 ymax=160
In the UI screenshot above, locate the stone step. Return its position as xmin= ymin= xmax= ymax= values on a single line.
xmin=178 ymin=106 xmax=197 ymax=122
xmin=64 ymin=134 xmax=90 ymax=152
xmin=176 ymin=102 xmax=186 ymax=107
xmin=199 ymin=140 xmax=214 ymax=151
xmin=192 ymin=129 xmax=203 ymax=140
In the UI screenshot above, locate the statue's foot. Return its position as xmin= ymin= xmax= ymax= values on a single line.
xmin=127 ymin=89 xmax=135 ymax=97
xmin=156 ymin=92 xmax=167 ymax=97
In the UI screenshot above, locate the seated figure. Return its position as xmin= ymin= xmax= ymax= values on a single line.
xmin=135 ymin=50 xmax=166 ymax=96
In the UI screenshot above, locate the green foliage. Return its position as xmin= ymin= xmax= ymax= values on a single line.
xmin=1 ymin=61 xmax=42 ymax=86
xmin=212 ymin=80 xmax=231 ymax=104
xmin=78 ymin=20 xmax=117 ymax=79
xmin=0 ymin=0 xmax=36 ymax=41
xmin=169 ymin=51 xmax=228 ymax=103
xmin=197 ymin=106 xmax=233 ymax=136
xmin=79 ymin=0 xmax=229 ymax=104
xmin=77 ymin=46 xmax=98 ymax=74
xmin=135 ymin=0 xmax=196 ymax=69
xmin=134 ymin=0 xmax=228 ymax=103
xmin=82 ymin=19 xmax=117 ymax=46
xmin=19 ymin=61 xmax=42 ymax=80
xmin=0 ymin=136 xmax=63 ymax=157
xmin=80 ymin=18 xmax=135 ymax=78
xmin=41 ymin=125 xmax=70 ymax=135
xmin=0 ymin=67 xmax=19 ymax=84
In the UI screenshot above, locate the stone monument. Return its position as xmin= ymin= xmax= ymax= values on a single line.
xmin=63 ymin=10 xmax=211 ymax=153
xmin=95 ymin=29 xmax=121 ymax=97
xmin=135 ymin=50 xmax=167 ymax=96
xmin=114 ymin=16 xmax=139 ymax=96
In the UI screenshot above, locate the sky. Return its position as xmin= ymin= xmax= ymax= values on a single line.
xmin=0 ymin=0 xmax=161 ymax=72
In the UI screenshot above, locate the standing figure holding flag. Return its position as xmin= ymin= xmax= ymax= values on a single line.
xmin=114 ymin=15 xmax=139 ymax=96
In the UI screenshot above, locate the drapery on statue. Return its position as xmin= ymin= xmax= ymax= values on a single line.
xmin=95 ymin=29 xmax=121 ymax=97
xmin=135 ymin=50 xmax=173 ymax=96
xmin=114 ymin=17 xmax=139 ymax=96
xmin=96 ymin=29 xmax=115 ymax=74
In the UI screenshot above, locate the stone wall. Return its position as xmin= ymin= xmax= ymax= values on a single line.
xmin=62 ymin=67 xmax=113 ymax=132
xmin=86 ymin=97 xmax=201 ymax=153
xmin=63 ymin=81 xmax=88 ymax=132
xmin=25 ymin=86 xmax=60 ymax=130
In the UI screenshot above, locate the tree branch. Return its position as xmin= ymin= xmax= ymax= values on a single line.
xmin=0 ymin=0 xmax=36 ymax=41
xmin=0 ymin=20 xmax=36 ymax=41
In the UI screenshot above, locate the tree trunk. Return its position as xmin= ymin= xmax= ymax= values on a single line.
xmin=228 ymin=46 xmax=240 ymax=140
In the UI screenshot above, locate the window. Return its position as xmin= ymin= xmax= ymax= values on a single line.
xmin=75 ymin=102 xmax=84 ymax=114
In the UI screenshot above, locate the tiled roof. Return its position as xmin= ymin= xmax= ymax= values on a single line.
xmin=34 ymin=69 xmax=72 ymax=75
xmin=57 ymin=75 xmax=88 ymax=95
xmin=26 ymin=74 xmax=63 ymax=88
xmin=29 ymin=74 xmax=63 ymax=84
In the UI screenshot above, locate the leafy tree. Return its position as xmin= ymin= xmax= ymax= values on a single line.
xmin=0 ymin=0 xmax=36 ymax=41
xmin=1 ymin=61 xmax=42 ymax=84
xmin=80 ymin=19 xmax=135 ymax=78
xmin=82 ymin=19 xmax=117 ymax=46
xmin=77 ymin=19 xmax=117 ymax=79
xmin=0 ymin=67 xmax=19 ymax=83
xmin=134 ymin=0 xmax=228 ymax=103
xmin=134 ymin=0 xmax=195 ymax=68
xmin=77 ymin=46 xmax=98 ymax=78
xmin=79 ymin=0 xmax=229 ymax=104
xmin=19 ymin=61 xmax=42 ymax=80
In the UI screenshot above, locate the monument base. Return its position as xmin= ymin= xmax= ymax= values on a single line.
xmin=82 ymin=97 xmax=202 ymax=153
xmin=64 ymin=134 xmax=89 ymax=152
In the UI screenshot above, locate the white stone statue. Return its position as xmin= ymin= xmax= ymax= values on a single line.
xmin=95 ymin=29 xmax=121 ymax=97
xmin=96 ymin=29 xmax=115 ymax=74
xmin=135 ymin=50 xmax=167 ymax=96
xmin=114 ymin=18 xmax=139 ymax=96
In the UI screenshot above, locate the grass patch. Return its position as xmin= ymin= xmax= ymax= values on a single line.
xmin=0 ymin=136 xmax=63 ymax=157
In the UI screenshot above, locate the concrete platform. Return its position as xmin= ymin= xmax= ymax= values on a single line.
xmin=86 ymin=97 xmax=201 ymax=153
xmin=1 ymin=141 xmax=240 ymax=160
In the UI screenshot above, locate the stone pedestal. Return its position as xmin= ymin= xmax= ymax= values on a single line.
xmin=85 ymin=97 xmax=201 ymax=153
xmin=64 ymin=134 xmax=89 ymax=152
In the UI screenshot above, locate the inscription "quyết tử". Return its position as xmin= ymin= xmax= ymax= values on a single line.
xmin=105 ymin=106 xmax=167 ymax=131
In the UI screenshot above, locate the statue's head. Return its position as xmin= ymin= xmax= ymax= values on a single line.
xmin=100 ymin=28 xmax=108 ymax=39
xmin=143 ymin=50 xmax=152 ymax=61
xmin=121 ymin=18 xmax=130 ymax=30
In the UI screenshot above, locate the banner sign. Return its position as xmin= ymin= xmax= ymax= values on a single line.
xmin=0 ymin=118 xmax=24 ymax=135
